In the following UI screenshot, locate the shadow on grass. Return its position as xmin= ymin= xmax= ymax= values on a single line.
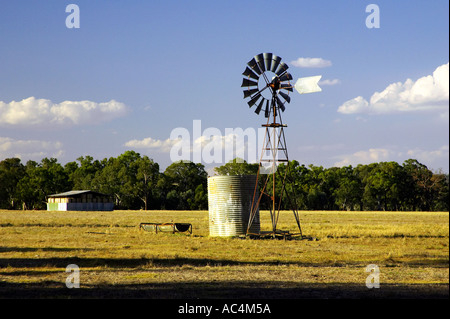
xmin=0 ymin=255 xmax=448 ymax=269
xmin=0 ymin=280 xmax=448 ymax=299
xmin=1 ymin=252 xmax=448 ymax=299
xmin=0 ymin=247 xmax=95 ymax=253
xmin=2 ymin=256 xmax=291 ymax=268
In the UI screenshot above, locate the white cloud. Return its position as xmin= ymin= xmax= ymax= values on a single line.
xmin=334 ymin=148 xmax=393 ymax=167
xmin=334 ymin=145 xmax=449 ymax=170
xmin=291 ymin=57 xmax=332 ymax=68
xmin=406 ymin=145 xmax=449 ymax=168
xmin=338 ymin=63 xmax=449 ymax=115
xmin=337 ymin=96 xmax=369 ymax=114
xmin=318 ymin=78 xmax=341 ymax=86
xmin=124 ymin=137 xmax=179 ymax=152
xmin=0 ymin=97 xmax=128 ymax=127
xmin=0 ymin=136 xmax=64 ymax=160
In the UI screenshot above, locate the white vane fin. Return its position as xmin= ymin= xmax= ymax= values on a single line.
xmin=294 ymin=75 xmax=322 ymax=94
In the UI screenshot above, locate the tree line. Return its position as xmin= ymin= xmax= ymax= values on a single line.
xmin=0 ymin=151 xmax=448 ymax=211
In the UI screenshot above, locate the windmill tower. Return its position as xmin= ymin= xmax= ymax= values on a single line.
xmin=241 ymin=53 xmax=322 ymax=239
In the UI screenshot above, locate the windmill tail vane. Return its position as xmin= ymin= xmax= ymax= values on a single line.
xmin=294 ymin=75 xmax=322 ymax=94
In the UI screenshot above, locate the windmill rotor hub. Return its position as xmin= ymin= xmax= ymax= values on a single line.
xmin=269 ymin=76 xmax=281 ymax=91
xmin=256 ymin=72 xmax=279 ymax=99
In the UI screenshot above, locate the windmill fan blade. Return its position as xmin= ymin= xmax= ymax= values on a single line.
xmin=263 ymin=53 xmax=273 ymax=73
xmin=247 ymin=93 xmax=261 ymax=107
xmin=242 ymin=67 xmax=259 ymax=80
xmin=255 ymin=99 xmax=265 ymax=115
xmin=276 ymin=96 xmax=285 ymax=112
xmin=243 ymin=88 xmax=259 ymax=98
xmin=254 ymin=53 xmax=265 ymax=72
xmin=241 ymin=78 xmax=258 ymax=88
xmin=280 ymin=83 xmax=293 ymax=92
xmin=264 ymin=100 xmax=270 ymax=117
xmin=275 ymin=62 xmax=289 ymax=76
xmin=294 ymin=75 xmax=322 ymax=94
xmin=270 ymin=55 xmax=281 ymax=72
xmin=279 ymin=91 xmax=291 ymax=103
xmin=279 ymin=72 xmax=293 ymax=82
xmin=247 ymin=58 xmax=262 ymax=75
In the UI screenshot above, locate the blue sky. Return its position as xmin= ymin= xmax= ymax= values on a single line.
xmin=1 ymin=1 xmax=448 ymax=173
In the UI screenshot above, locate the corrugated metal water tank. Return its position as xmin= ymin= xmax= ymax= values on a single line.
xmin=208 ymin=175 xmax=260 ymax=237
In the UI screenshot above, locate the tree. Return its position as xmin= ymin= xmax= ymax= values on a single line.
xmin=92 ymin=151 xmax=142 ymax=209
xmin=193 ymin=184 xmax=208 ymax=210
xmin=268 ymin=160 xmax=308 ymax=210
xmin=0 ymin=158 xmax=25 ymax=209
xmin=116 ymin=151 xmax=141 ymax=208
xmin=92 ymin=151 xmax=160 ymax=210
xmin=134 ymin=156 xmax=160 ymax=210
xmin=284 ymin=161 xmax=310 ymax=210
xmin=213 ymin=158 xmax=259 ymax=176
xmin=319 ymin=167 xmax=341 ymax=210
xmin=304 ymin=165 xmax=327 ymax=210
xmin=16 ymin=160 xmax=40 ymax=210
xmin=403 ymin=159 xmax=436 ymax=211
xmin=41 ymin=158 xmax=72 ymax=195
xmin=361 ymin=162 xmax=403 ymax=211
xmin=432 ymin=172 xmax=449 ymax=211
xmin=70 ymin=156 xmax=104 ymax=190
xmin=163 ymin=160 xmax=207 ymax=210
xmin=15 ymin=158 xmax=70 ymax=210
xmin=92 ymin=157 xmax=124 ymax=207
xmin=1 ymin=152 xmax=447 ymax=211
xmin=64 ymin=161 xmax=78 ymax=189
xmin=334 ymin=166 xmax=362 ymax=211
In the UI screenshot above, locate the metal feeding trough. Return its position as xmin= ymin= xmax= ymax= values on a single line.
xmin=139 ymin=222 xmax=192 ymax=234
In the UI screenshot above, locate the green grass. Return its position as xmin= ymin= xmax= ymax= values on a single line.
xmin=0 ymin=210 xmax=448 ymax=298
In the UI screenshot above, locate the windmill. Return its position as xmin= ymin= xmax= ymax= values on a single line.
xmin=241 ymin=53 xmax=322 ymax=239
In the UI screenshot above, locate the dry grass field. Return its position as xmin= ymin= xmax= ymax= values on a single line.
xmin=0 ymin=209 xmax=448 ymax=299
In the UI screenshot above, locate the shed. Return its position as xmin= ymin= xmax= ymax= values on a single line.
xmin=47 ymin=190 xmax=114 ymax=211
